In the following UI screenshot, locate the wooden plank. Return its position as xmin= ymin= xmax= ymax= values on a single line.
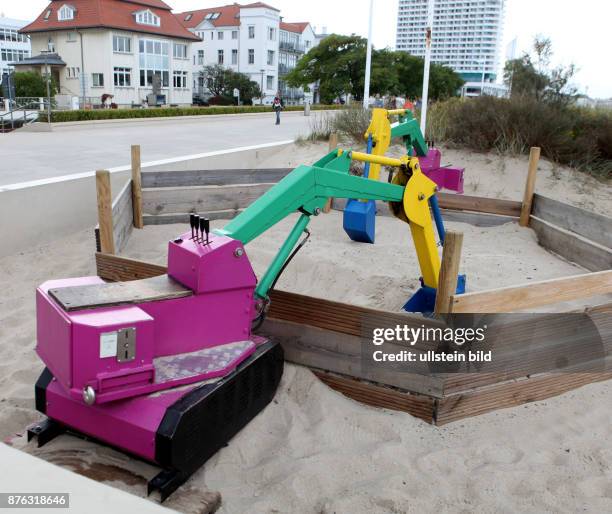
xmin=519 ymin=147 xmax=541 ymax=227
xmin=131 ymin=145 xmax=143 ymax=228
xmin=530 ymin=215 xmax=612 ymax=272
xmin=95 ymin=252 xmax=166 ymax=282
xmin=434 ymin=231 xmax=463 ymax=314
xmin=440 ymin=209 xmax=516 ymax=227
xmin=449 ymin=270 xmax=612 ymax=313
xmin=143 ymin=208 xmax=242 ymax=226
xmin=313 ymin=371 xmax=435 ymax=423
xmin=142 ymin=183 xmax=274 ymax=215
xmin=49 ymin=274 xmax=192 ymax=311
xmin=111 ymin=179 xmax=133 ymax=254
xmin=436 ymin=371 xmax=612 ymax=425
xmin=533 ymin=194 xmax=612 ymax=249
xmin=95 ymin=170 xmax=115 ymax=254
xmin=262 ymin=318 xmax=446 ymax=397
xmin=141 ymin=168 xmax=293 ymax=188
xmin=437 ymin=192 xmax=522 ymax=217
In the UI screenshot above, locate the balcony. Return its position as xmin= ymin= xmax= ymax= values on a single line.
xmin=279 ymin=40 xmax=305 ymax=54
xmin=278 ymin=63 xmax=295 ymax=76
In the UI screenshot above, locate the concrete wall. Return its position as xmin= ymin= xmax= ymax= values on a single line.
xmin=0 ymin=140 xmax=293 ymax=257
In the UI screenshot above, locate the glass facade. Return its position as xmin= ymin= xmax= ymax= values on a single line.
xmin=139 ymin=39 xmax=169 ymax=87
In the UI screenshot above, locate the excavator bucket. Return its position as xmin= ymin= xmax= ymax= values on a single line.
xmin=343 ymin=199 xmax=376 ymax=244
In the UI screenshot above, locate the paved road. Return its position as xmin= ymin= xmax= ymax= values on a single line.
xmin=0 ymin=111 xmax=323 ymax=186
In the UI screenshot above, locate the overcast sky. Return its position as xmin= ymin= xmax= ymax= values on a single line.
xmin=3 ymin=0 xmax=610 ymax=98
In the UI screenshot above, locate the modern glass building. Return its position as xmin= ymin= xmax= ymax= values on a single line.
xmin=395 ymin=0 xmax=505 ymax=83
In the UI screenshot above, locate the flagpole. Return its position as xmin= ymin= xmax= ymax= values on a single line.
xmin=420 ymin=0 xmax=435 ymax=134
xmin=363 ymin=0 xmax=374 ymax=109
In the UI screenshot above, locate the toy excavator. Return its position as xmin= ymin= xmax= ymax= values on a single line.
xmin=29 ymin=109 xmax=465 ymax=500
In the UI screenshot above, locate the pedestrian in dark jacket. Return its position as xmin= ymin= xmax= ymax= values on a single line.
xmin=273 ymin=93 xmax=284 ymax=125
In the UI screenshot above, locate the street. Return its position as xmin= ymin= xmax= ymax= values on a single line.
xmin=0 ymin=110 xmax=323 ymax=186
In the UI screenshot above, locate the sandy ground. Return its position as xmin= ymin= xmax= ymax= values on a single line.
xmin=1 ymin=144 xmax=611 ymax=513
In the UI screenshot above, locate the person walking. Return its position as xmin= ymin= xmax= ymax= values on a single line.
xmin=273 ymin=92 xmax=284 ymax=125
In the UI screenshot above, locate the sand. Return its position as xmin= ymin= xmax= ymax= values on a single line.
xmin=1 ymin=145 xmax=612 ymax=513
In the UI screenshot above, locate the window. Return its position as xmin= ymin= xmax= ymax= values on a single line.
xmin=66 ymin=67 xmax=80 ymax=79
xmin=92 ymin=73 xmax=104 ymax=87
xmin=231 ymin=30 xmax=238 ymax=40
xmin=135 ymin=9 xmax=160 ymax=27
xmin=205 ymin=12 xmax=220 ymax=20
xmin=210 ymin=31 xmax=214 ymax=40
xmin=248 ymin=26 xmax=255 ymax=38
xmin=139 ymin=38 xmax=169 ymax=87
xmin=0 ymin=49 xmax=29 ymax=62
xmin=218 ymin=49 xmax=224 ymax=64
xmin=231 ymin=49 xmax=238 ymax=65
xmin=305 ymin=40 xmax=311 ymax=48
xmin=197 ymin=49 xmax=204 ymax=65
xmin=44 ymin=9 xmax=52 ymax=20
xmin=267 ymin=50 xmax=274 ymax=66
xmin=173 ymin=70 xmax=188 ymax=88
xmin=268 ymin=27 xmax=275 ymax=40
xmin=266 ymin=75 xmax=273 ymax=90
xmin=113 ymin=35 xmax=131 ymax=53
xmin=114 ymin=67 xmax=132 ymax=86
xmin=248 ymin=49 xmax=254 ymax=64
xmin=173 ymin=43 xmax=187 ymax=59
xmin=184 ymin=13 xmax=193 ymax=21
xmin=58 ymin=4 xmax=75 ymax=21
xmin=218 ymin=31 xmax=224 ymax=40
xmin=67 ymin=31 xmax=77 ymax=42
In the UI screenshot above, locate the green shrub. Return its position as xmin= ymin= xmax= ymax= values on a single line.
xmin=47 ymin=104 xmax=342 ymax=123
xmin=331 ymin=106 xmax=371 ymax=142
xmin=426 ymin=96 xmax=612 ymax=179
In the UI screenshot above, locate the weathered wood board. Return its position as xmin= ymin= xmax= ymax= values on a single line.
xmin=141 ymin=168 xmax=293 ymax=188
xmin=111 ymin=179 xmax=134 ymax=254
xmin=142 ymin=183 xmax=274 ymax=215
xmin=530 ymin=216 xmax=612 ymax=272
xmin=143 ymin=208 xmax=243 ymax=226
xmin=533 ymin=194 xmax=612 ymax=249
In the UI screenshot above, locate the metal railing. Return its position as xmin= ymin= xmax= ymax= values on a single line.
xmin=0 ymin=99 xmax=53 ymax=132
xmin=279 ymin=40 xmax=305 ymax=53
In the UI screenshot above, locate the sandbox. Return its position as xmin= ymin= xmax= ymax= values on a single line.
xmin=89 ymin=142 xmax=612 ymax=426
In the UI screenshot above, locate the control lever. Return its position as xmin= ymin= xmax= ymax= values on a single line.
xmin=190 ymin=214 xmax=198 ymax=240
xmin=203 ymin=218 xmax=210 ymax=245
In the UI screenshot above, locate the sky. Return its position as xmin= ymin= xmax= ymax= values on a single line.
xmin=2 ymin=0 xmax=611 ymax=98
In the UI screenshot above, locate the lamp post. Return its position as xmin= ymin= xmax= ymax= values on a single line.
xmin=260 ymin=69 xmax=265 ymax=105
xmin=41 ymin=50 xmax=51 ymax=125
xmin=420 ymin=0 xmax=435 ymax=135
xmin=363 ymin=0 xmax=374 ymax=109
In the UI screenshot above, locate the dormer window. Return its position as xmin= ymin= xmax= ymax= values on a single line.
xmin=184 ymin=13 xmax=193 ymax=21
xmin=135 ymin=9 xmax=160 ymax=27
xmin=58 ymin=4 xmax=75 ymax=21
xmin=205 ymin=12 xmax=220 ymax=20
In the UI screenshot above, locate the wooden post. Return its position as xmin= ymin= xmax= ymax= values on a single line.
xmin=519 ymin=146 xmax=541 ymax=227
xmin=96 ymin=170 xmax=115 ymax=255
xmin=434 ymin=231 xmax=464 ymax=314
xmin=323 ymin=133 xmax=339 ymax=213
xmin=131 ymin=144 xmax=144 ymax=228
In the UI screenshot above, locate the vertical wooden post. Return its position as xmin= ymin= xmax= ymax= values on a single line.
xmin=96 ymin=170 xmax=115 ymax=255
xmin=434 ymin=230 xmax=464 ymax=315
xmin=323 ymin=133 xmax=339 ymax=213
xmin=131 ymin=144 xmax=144 ymax=228
xmin=519 ymin=146 xmax=541 ymax=227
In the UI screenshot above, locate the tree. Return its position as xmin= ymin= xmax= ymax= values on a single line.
xmin=504 ymin=36 xmax=577 ymax=106
xmin=8 ymin=71 xmax=58 ymax=98
xmin=198 ymin=65 xmax=261 ymax=104
xmin=286 ymin=34 xmax=463 ymax=103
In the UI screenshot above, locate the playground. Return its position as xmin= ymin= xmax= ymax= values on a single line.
xmin=1 ymin=108 xmax=611 ymax=513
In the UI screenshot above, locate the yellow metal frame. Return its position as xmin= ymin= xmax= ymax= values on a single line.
xmin=348 ymin=151 xmax=440 ymax=288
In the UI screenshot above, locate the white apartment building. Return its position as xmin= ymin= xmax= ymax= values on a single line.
xmin=395 ymin=0 xmax=505 ymax=84
xmin=0 ymin=17 xmax=31 ymax=86
xmin=177 ymin=3 xmax=281 ymax=104
xmin=19 ymin=0 xmax=199 ymax=107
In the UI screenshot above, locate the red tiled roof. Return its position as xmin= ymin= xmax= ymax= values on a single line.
xmin=279 ymin=21 xmax=310 ymax=34
xmin=21 ymin=0 xmax=200 ymax=40
xmin=176 ymin=4 xmax=241 ymax=29
xmin=176 ymin=2 xmax=280 ymax=29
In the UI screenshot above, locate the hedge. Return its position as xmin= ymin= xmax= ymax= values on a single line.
xmin=46 ymin=104 xmax=343 ymax=123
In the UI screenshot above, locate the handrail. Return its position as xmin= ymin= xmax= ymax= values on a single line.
xmin=0 ymin=99 xmax=53 ymax=131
